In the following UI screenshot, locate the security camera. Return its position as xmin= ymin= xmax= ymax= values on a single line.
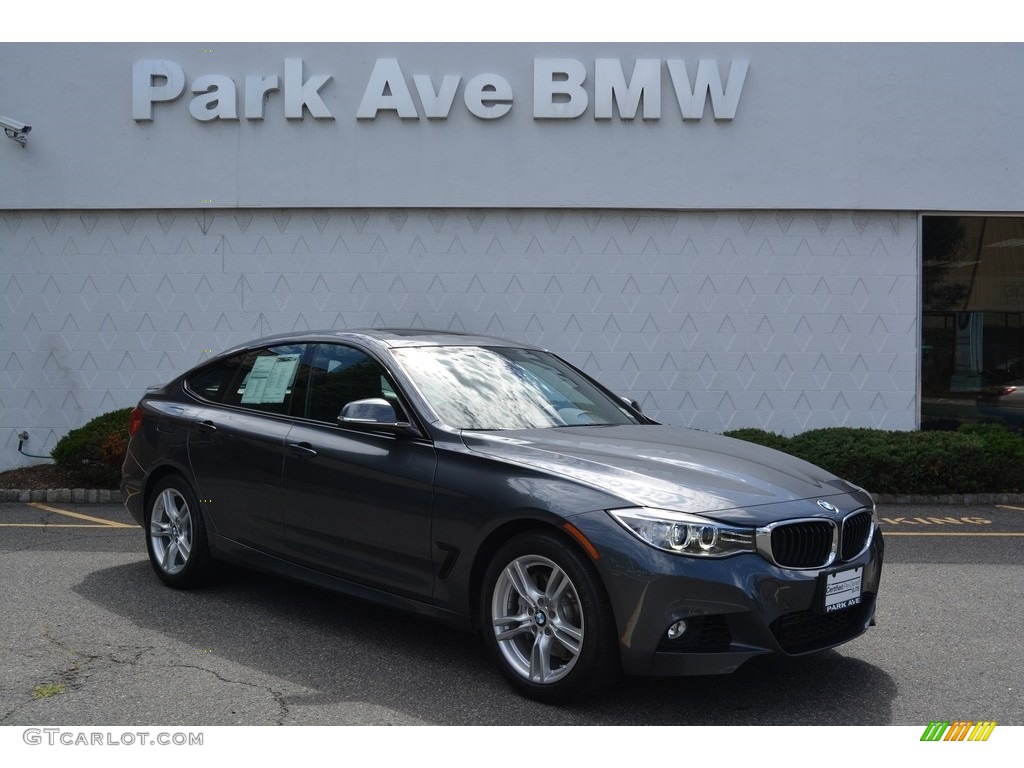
xmin=1 ymin=116 xmax=31 ymax=146
xmin=0 ymin=116 xmax=30 ymax=132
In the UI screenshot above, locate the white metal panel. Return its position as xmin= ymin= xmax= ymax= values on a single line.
xmin=0 ymin=208 xmax=918 ymax=470
xmin=1 ymin=43 xmax=1022 ymax=211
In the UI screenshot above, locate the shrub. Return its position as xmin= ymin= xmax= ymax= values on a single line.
xmin=720 ymin=428 xmax=790 ymax=452
xmin=789 ymin=428 xmax=980 ymax=495
xmin=51 ymin=408 xmax=133 ymax=488
xmin=957 ymin=422 xmax=1024 ymax=491
xmin=723 ymin=423 xmax=1024 ymax=495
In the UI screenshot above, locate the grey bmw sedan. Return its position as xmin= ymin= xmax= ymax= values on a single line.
xmin=122 ymin=329 xmax=883 ymax=703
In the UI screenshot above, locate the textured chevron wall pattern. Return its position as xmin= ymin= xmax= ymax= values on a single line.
xmin=0 ymin=209 xmax=919 ymax=469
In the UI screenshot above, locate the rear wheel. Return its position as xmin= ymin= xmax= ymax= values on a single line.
xmin=481 ymin=531 xmax=619 ymax=703
xmin=145 ymin=475 xmax=215 ymax=589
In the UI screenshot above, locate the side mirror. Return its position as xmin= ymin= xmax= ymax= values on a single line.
xmin=621 ymin=396 xmax=642 ymax=413
xmin=339 ymin=398 xmax=412 ymax=432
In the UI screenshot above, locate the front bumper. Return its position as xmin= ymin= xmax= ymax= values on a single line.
xmin=569 ymin=509 xmax=884 ymax=677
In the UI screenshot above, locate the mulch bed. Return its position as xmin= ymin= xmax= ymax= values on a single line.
xmin=0 ymin=463 xmax=117 ymax=491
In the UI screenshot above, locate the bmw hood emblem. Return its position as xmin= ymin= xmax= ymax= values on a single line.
xmin=817 ymin=499 xmax=839 ymax=513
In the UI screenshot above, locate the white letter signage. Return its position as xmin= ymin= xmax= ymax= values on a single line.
xmin=413 ymin=74 xmax=461 ymax=119
xmin=533 ymin=59 xmax=588 ymax=119
xmin=284 ymin=58 xmax=333 ymax=119
xmin=464 ymin=74 xmax=513 ymax=119
xmin=189 ymin=74 xmax=238 ymax=121
xmin=667 ymin=59 xmax=748 ymax=120
xmin=357 ymin=58 xmax=418 ymax=119
xmin=132 ymin=60 xmax=186 ymax=121
xmin=594 ymin=59 xmax=661 ymax=120
xmin=132 ymin=55 xmax=749 ymax=125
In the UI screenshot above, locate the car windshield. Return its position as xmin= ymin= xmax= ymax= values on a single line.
xmin=393 ymin=346 xmax=642 ymax=430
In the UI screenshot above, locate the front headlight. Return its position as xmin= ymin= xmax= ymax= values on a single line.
xmin=608 ymin=507 xmax=755 ymax=558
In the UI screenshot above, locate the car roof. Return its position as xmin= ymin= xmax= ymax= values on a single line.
xmin=359 ymin=328 xmax=530 ymax=348
xmin=220 ymin=328 xmax=540 ymax=356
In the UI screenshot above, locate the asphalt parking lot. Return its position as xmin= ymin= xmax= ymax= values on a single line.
xmin=1 ymin=500 xmax=1021 ymax=726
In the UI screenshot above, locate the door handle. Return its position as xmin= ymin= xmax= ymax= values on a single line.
xmin=196 ymin=420 xmax=217 ymax=433
xmin=288 ymin=442 xmax=318 ymax=457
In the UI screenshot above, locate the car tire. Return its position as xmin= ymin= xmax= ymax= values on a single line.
xmin=145 ymin=474 xmax=216 ymax=589
xmin=481 ymin=531 xmax=620 ymax=703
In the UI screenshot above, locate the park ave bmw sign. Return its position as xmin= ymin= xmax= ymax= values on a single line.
xmin=132 ymin=57 xmax=749 ymax=123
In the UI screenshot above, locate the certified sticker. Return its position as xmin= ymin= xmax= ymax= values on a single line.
xmin=823 ymin=566 xmax=863 ymax=613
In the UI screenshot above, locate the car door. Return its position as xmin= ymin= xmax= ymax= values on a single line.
xmin=281 ymin=342 xmax=437 ymax=600
xmin=186 ymin=343 xmax=307 ymax=555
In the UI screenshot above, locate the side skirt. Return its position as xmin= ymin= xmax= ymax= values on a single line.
xmin=207 ymin=532 xmax=473 ymax=631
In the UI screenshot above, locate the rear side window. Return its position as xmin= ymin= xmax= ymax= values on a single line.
xmin=186 ymin=363 xmax=234 ymax=402
xmin=186 ymin=344 xmax=307 ymax=416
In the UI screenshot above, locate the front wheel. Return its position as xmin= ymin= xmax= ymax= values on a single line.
xmin=481 ymin=531 xmax=619 ymax=703
xmin=145 ymin=475 xmax=216 ymax=589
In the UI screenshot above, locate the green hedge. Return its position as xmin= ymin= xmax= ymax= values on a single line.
xmin=723 ymin=423 xmax=1024 ymax=495
xmin=51 ymin=408 xmax=132 ymax=488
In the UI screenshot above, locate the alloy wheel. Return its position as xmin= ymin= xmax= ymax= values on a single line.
xmin=490 ymin=554 xmax=585 ymax=684
xmin=149 ymin=487 xmax=193 ymax=576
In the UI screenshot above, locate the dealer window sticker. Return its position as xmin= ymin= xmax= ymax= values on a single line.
xmin=241 ymin=354 xmax=300 ymax=404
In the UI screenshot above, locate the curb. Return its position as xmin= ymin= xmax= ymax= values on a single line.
xmin=1 ymin=488 xmax=1023 ymax=507
xmin=0 ymin=488 xmax=122 ymax=503
xmin=872 ymin=493 xmax=1024 ymax=506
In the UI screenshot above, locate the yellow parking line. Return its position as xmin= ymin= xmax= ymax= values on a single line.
xmin=996 ymin=505 xmax=1024 ymax=512
xmin=883 ymin=532 xmax=1024 ymax=537
xmin=27 ymin=502 xmax=135 ymax=528
xmin=0 ymin=523 xmax=115 ymax=528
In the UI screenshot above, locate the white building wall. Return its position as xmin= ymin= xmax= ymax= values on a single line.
xmin=0 ymin=208 xmax=918 ymax=469
xmin=4 ymin=43 xmax=1023 ymax=213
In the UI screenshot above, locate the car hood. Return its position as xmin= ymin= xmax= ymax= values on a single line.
xmin=460 ymin=425 xmax=870 ymax=525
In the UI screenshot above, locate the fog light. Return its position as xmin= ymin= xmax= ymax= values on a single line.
xmin=666 ymin=620 xmax=688 ymax=640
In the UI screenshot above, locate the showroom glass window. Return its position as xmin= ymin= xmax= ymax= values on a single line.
xmin=922 ymin=216 xmax=1024 ymax=429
